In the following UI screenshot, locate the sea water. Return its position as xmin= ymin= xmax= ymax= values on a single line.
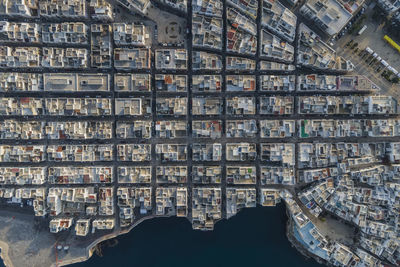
xmin=72 ymin=203 xmax=324 ymax=267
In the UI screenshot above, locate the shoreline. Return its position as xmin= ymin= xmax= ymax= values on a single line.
xmin=0 ymin=240 xmax=13 ymax=267
xmin=58 ymin=206 xmax=319 ymax=267
xmin=285 ymin=212 xmax=330 ymax=267
xmin=57 ymin=215 xmax=170 ymax=267
xmin=0 ymin=205 xmax=320 ymax=267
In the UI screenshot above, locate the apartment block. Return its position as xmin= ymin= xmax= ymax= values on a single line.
xmin=0 ymin=167 xmax=46 ymax=185
xmin=155 ymin=74 xmax=187 ymax=92
xmin=45 ymin=121 xmax=112 ymax=139
xmin=113 ymin=22 xmax=150 ymax=46
xmin=0 ymin=97 xmax=43 ymax=116
xmin=226 ymin=75 xmax=256 ymax=91
xmin=116 ymin=121 xmax=152 ymax=139
xmin=156 ymin=97 xmax=187 ymax=116
xmin=226 ymin=97 xmax=256 ymax=115
xmin=98 ymin=187 xmax=114 ymax=216
xmin=192 ymin=14 xmax=222 ymax=50
xmin=226 ymin=120 xmax=257 ymax=138
xmin=48 ymin=167 xmax=113 ymax=184
xmin=260 ymin=189 xmax=281 ymax=206
xmin=156 ymin=166 xmax=187 ymax=183
xmin=114 ymin=48 xmax=150 ymax=69
xmin=43 ymin=73 xmax=110 ymax=91
xmin=192 ymin=0 xmax=223 ymax=17
xmin=0 ymin=120 xmax=43 ymax=139
xmin=259 ymin=96 xmax=294 ymax=115
xmin=260 ymin=30 xmax=294 ymax=62
xmin=192 ymin=143 xmax=222 ymax=161
xmin=192 ymin=75 xmax=222 ymax=92
xmin=297 ymin=74 xmax=337 ymax=91
xmin=0 ymin=145 xmax=45 ymax=162
xmin=0 ymin=0 xmax=39 ymax=17
xmin=192 ymin=166 xmax=222 ymax=184
xmin=259 ymin=60 xmax=295 ymax=71
xmin=42 ymin=47 xmax=88 ymax=68
xmin=227 ymin=0 xmax=258 ymax=19
xmin=226 ymin=188 xmax=256 ymax=218
xmin=155 ymin=120 xmax=187 ymax=138
xmin=227 ymin=7 xmax=258 ymax=31
xmin=42 ymin=22 xmax=87 ymax=44
xmin=192 ymin=120 xmax=222 ymax=138
xmin=176 ymin=187 xmax=188 ymax=217
xmin=155 ymin=49 xmax=187 ymax=69
xmin=192 ymin=187 xmax=221 ymax=230
xmin=261 ymin=0 xmax=297 ymax=42
xmin=226 ymin=166 xmax=256 ymax=184
xmin=192 ymin=51 xmax=222 ymax=70
xmin=298 ymin=96 xmax=398 ymax=115
xmin=192 ymin=97 xmax=222 ymax=115
xmin=116 ymin=0 xmax=151 ymax=14
xmin=226 ymin=56 xmax=256 ymax=70
xmin=117 ymin=144 xmax=151 ymax=161
xmin=39 ymin=0 xmax=87 ymax=17
xmin=0 ymin=73 xmax=42 ymax=91
xmin=47 ymin=187 xmax=98 ymax=216
xmin=298 ymin=143 xmax=384 ymax=169
xmin=49 ymin=218 xmax=73 ymax=233
xmin=156 ymin=187 xmax=187 ymax=217
xmin=259 ymin=75 xmax=295 ymax=91
xmin=75 ymin=219 xmax=90 ymax=236
xmin=0 ymin=22 xmax=40 ymax=42
xmin=114 ymin=74 xmax=151 ymax=92
xmin=260 ymin=120 xmax=295 ymax=138
xmin=91 ymin=24 xmax=112 ymax=68
xmin=45 ymin=98 xmax=111 ymax=116
xmin=260 ymin=143 xmax=295 ymax=166
xmin=155 ymin=144 xmax=187 ymax=161
xmin=90 ymin=0 xmax=113 ymax=20
xmin=226 ymin=8 xmax=257 ymax=55
xmin=226 ymin=143 xmax=256 ymax=161
xmin=0 ymin=47 xmax=40 ymax=67
xmin=47 ymin=145 xmax=113 ymax=162
xmin=299 ymin=119 xmax=363 ymax=138
xmin=338 ymin=75 xmax=379 ymax=91
xmin=117 ymin=187 xmax=151 ymax=226
xmin=14 ymin=188 xmax=46 ymax=216
xmin=299 ymin=0 xmax=351 ymax=37
xmin=297 ymin=24 xmax=353 ymax=71
xmin=118 ymin=167 xmax=152 ymax=183
xmin=376 ymin=0 xmax=400 ymax=14
xmin=92 ymin=219 xmax=114 ymax=231
xmin=115 ymin=98 xmax=152 ymax=116
xmin=365 ymin=119 xmax=400 ymax=137
xmin=261 ymin=166 xmax=295 ymax=185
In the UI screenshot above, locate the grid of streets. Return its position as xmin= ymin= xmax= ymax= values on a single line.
xmin=0 ymin=2 xmax=399 ymax=265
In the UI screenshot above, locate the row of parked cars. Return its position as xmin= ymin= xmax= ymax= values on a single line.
xmin=335 ymin=6 xmax=367 ymax=40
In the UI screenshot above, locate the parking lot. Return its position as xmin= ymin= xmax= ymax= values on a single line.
xmin=333 ymin=1 xmax=400 ymax=100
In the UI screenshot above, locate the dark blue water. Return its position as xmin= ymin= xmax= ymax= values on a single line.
xmin=70 ymin=203 xmax=324 ymax=267
xmin=0 ymin=248 xmax=4 ymax=267
xmin=0 ymin=204 xmax=323 ymax=267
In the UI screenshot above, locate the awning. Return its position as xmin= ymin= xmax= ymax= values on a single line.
xmin=381 ymin=60 xmax=389 ymax=67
